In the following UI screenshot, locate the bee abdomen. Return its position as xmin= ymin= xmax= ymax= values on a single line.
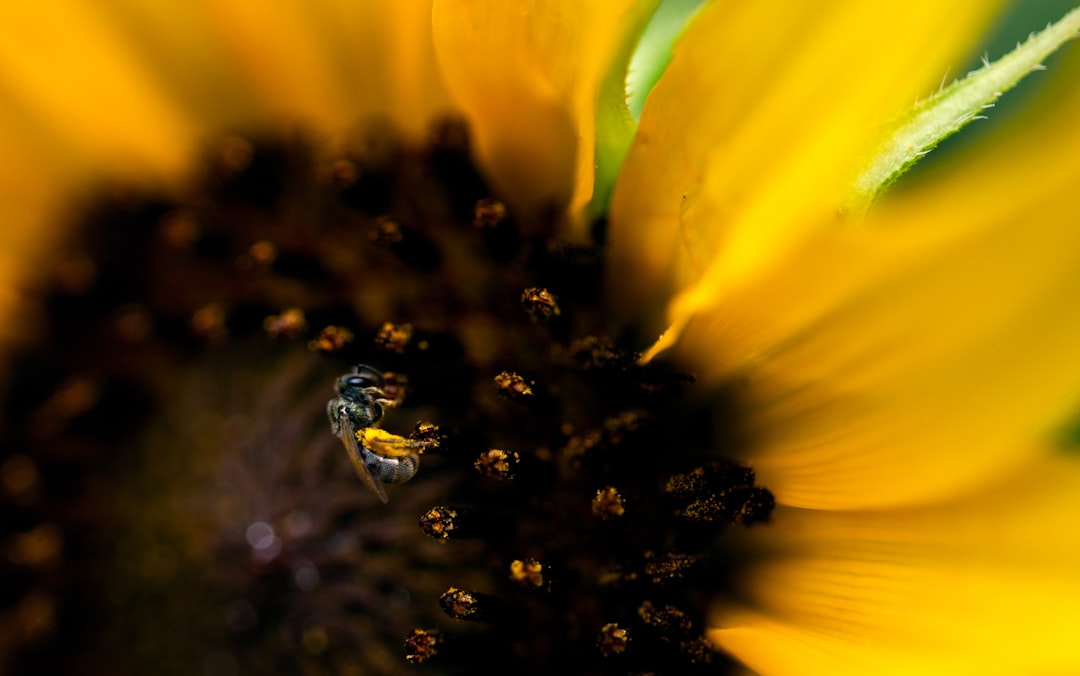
xmin=367 ymin=452 xmax=419 ymax=485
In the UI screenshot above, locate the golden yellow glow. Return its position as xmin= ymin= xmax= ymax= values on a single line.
xmin=708 ymin=454 xmax=1080 ymax=674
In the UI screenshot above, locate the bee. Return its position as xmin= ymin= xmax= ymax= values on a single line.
xmin=327 ymin=365 xmax=430 ymax=503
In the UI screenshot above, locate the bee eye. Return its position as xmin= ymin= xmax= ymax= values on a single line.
xmin=346 ymin=375 xmax=378 ymax=389
xmin=350 ymin=364 xmax=384 ymax=388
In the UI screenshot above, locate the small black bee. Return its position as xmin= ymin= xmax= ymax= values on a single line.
xmin=327 ymin=365 xmax=424 ymax=503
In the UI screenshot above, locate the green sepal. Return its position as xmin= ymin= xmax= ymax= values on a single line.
xmin=850 ymin=5 xmax=1080 ymax=214
xmin=588 ymin=0 xmax=661 ymax=224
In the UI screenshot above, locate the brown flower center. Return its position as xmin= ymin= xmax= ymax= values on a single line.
xmin=3 ymin=118 xmax=773 ymax=675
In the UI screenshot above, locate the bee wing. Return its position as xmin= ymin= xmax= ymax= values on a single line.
xmin=337 ymin=406 xmax=390 ymax=503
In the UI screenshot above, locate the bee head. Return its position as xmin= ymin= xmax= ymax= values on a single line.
xmin=335 ymin=364 xmax=386 ymax=401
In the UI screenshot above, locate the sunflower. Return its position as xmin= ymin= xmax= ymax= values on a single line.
xmin=2 ymin=1 xmax=1080 ymax=675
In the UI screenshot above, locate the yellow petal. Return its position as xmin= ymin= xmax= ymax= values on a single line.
xmin=193 ymin=0 xmax=450 ymax=139
xmin=677 ymin=57 xmax=1080 ymax=509
xmin=52 ymin=1 xmax=450 ymax=144
xmin=89 ymin=3 xmax=272 ymax=132
xmin=709 ymin=454 xmax=1080 ymax=675
xmin=608 ymin=0 xmax=1003 ymax=334
xmin=310 ymin=0 xmax=453 ymax=139
xmin=0 ymin=137 xmax=66 ymax=364
xmin=432 ymin=0 xmax=652 ymax=220
xmin=0 ymin=2 xmax=198 ymax=177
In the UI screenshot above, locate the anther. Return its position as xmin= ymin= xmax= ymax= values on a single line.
xmin=420 ymin=505 xmax=510 ymax=540
xmin=369 ymin=216 xmax=404 ymax=246
xmin=676 ymin=486 xmax=775 ymax=525
xmin=493 ymin=371 xmax=533 ymax=401
xmin=679 ymin=636 xmax=716 ymax=665
xmin=439 ymin=587 xmax=507 ymax=622
xmin=158 ymin=210 xmax=200 ymax=250
xmin=508 ymin=558 xmax=548 ymax=590
xmin=236 ymin=240 xmax=277 ymax=272
xmin=735 ymin=486 xmax=776 ymax=525
xmin=520 ymin=287 xmax=561 ymax=322
xmin=563 ymin=335 xmax=637 ymax=371
xmin=325 ymin=158 xmax=359 ymax=189
xmin=404 ymin=628 xmax=443 ymax=664
xmin=664 ymin=461 xmax=756 ymax=499
xmin=560 ymin=412 xmax=646 ymax=468
xmin=665 ymin=460 xmax=776 ymax=524
xmin=409 ymin=422 xmax=443 ymax=449
xmin=191 ymin=303 xmax=228 ymax=342
xmin=597 ymin=623 xmax=630 ymax=656
xmin=8 ymin=524 xmax=63 ymax=568
xmin=420 ymin=506 xmax=462 ymax=540
xmin=637 ymin=601 xmax=692 ymax=641
xmin=473 ymin=198 xmax=507 ymax=229
xmin=643 ymin=551 xmax=701 ymax=584
xmin=307 ymin=325 xmax=353 ymax=353
xmin=263 ymin=308 xmax=308 ymax=340
xmin=111 ymin=304 xmax=153 ymax=343
xmin=600 ymin=410 xmax=646 ymax=445
xmin=563 ymin=336 xmax=695 ymax=390
xmin=473 ymin=449 xmax=519 ymax=480
xmin=30 ymin=378 xmax=101 ymax=439
xmin=375 ymin=322 xmax=413 ymax=353
xmin=591 ymin=487 xmax=626 ymax=520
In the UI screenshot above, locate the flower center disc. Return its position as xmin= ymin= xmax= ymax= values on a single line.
xmin=8 ymin=118 xmax=774 ymax=675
